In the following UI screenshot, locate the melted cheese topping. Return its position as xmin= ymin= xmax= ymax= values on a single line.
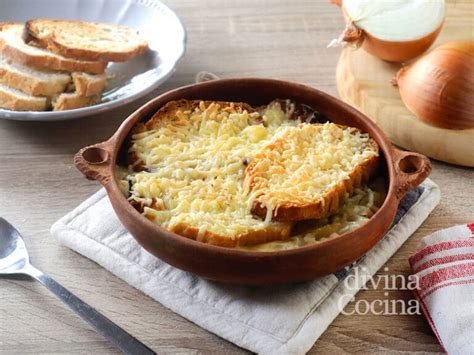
xmin=240 ymin=179 xmax=386 ymax=252
xmin=123 ymin=100 xmax=382 ymax=248
xmin=126 ymin=101 xmax=300 ymax=239
xmin=244 ymin=123 xmax=378 ymax=214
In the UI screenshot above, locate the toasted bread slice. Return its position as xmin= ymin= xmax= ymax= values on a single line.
xmin=52 ymin=93 xmax=100 ymax=111
xmin=0 ymin=54 xmax=70 ymax=96
xmin=167 ymin=221 xmax=292 ymax=247
xmin=127 ymin=100 xmax=293 ymax=247
xmin=144 ymin=99 xmax=257 ymax=130
xmin=0 ymin=83 xmax=47 ymax=111
xmin=24 ymin=19 xmax=148 ymax=62
xmin=70 ymin=72 xmax=107 ymax=96
xmin=127 ymin=99 xmax=257 ymax=170
xmin=0 ymin=23 xmax=107 ymax=74
xmin=244 ymin=123 xmax=380 ymax=222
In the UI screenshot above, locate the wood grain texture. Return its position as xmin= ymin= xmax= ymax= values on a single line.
xmin=0 ymin=0 xmax=472 ymax=353
xmin=336 ymin=0 xmax=474 ymax=167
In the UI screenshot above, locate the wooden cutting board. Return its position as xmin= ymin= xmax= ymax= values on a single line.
xmin=336 ymin=0 xmax=474 ymax=167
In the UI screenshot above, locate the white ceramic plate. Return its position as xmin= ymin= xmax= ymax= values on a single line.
xmin=0 ymin=0 xmax=186 ymax=121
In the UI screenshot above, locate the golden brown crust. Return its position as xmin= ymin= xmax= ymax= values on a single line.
xmin=130 ymin=99 xmax=293 ymax=247
xmin=126 ymin=99 xmax=256 ymax=169
xmin=0 ymin=22 xmax=107 ymax=74
xmin=52 ymin=93 xmax=100 ymax=111
xmin=127 ymin=99 xmax=381 ymax=247
xmin=144 ymin=99 xmax=256 ymax=129
xmin=0 ymin=62 xmax=70 ymax=97
xmin=169 ymin=221 xmax=293 ymax=248
xmin=72 ymin=72 xmax=107 ymax=96
xmin=247 ymin=129 xmax=380 ymax=222
xmin=2 ymin=44 xmax=108 ymax=74
xmin=24 ymin=19 xmax=148 ymax=62
xmin=0 ymin=84 xmax=48 ymax=111
xmin=20 ymin=24 xmax=36 ymax=45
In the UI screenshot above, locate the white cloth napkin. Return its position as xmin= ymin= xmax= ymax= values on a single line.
xmin=409 ymin=223 xmax=474 ymax=354
xmin=51 ymin=179 xmax=439 ymax=354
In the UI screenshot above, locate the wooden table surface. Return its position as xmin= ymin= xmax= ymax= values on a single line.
xmin=0 ymin=1 xmax=472 ymax=353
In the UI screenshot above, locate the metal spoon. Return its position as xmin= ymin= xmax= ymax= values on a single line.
xmin=0 ymin=217 xmax=155 ymax=355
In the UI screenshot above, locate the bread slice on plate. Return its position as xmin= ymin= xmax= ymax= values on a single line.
xmin=24 ymin=19 xmax=149 ymax=62
xmin=0 ymin=83 xmax=47 ymax=111
xmin=0 ymin=54 xmax=70 ymax=96
xmin=127 ymin=100 xmax=293 ymax=247
xmin=52 ymin=93 xmax=100 ymax=111
xmin=70 ymin=72 xmax=107 ymax=96
xmin=0 ymin=23 xmax=107 ymax=74
xmin=244 ymin=122 xmax=380 ymax=222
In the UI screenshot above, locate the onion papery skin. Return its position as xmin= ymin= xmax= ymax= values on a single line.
xmin=395 ymin=41 xmax=474 ymax=130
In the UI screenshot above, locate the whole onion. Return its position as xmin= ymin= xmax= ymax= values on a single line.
xmin=393 ymin=41 xmax=474 ymax=130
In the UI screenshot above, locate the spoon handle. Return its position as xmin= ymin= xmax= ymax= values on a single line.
xmin=24 ymin=264 xmax=156 ymax=355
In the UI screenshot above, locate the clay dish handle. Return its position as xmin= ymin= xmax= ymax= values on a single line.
xmin=391 ymin=147 xmax=432 ymax=200
xmin=74 ymin=139 xmax=115 ymax=187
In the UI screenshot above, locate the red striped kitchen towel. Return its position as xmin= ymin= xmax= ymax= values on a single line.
xmin=409 ymin=223 xmax=474 ymax=354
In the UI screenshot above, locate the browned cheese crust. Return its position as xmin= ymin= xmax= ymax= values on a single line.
xmin=126 ymin=99 xmax=256 ymax=171
xmin=129 ymin=99 xmax=293 ymax=247
xmin=245 ymin=126 xmax=380 ymax=222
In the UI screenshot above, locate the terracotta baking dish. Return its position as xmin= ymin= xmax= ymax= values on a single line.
xmin=74 ymin=78 xmax=431 ymax=285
